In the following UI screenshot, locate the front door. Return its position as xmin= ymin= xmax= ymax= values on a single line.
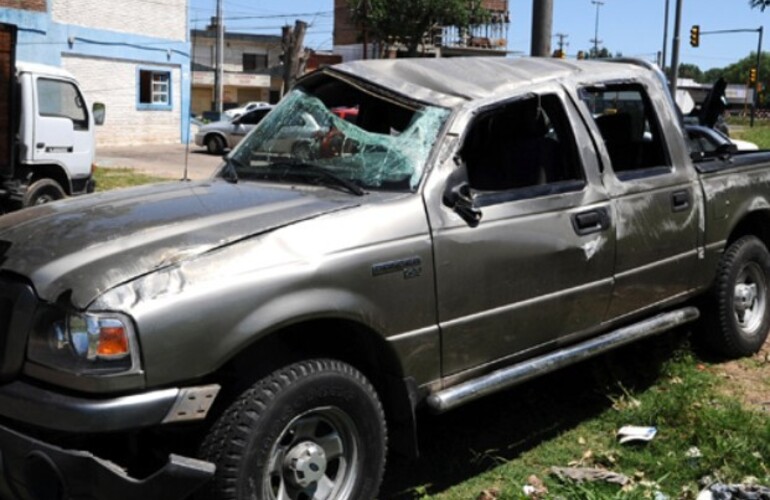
xmin=32 ymin=76 xmax=93 ymax=176
xmin=428 ymin=90 xmax=616 ymax=377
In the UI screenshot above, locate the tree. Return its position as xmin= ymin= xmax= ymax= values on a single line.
xmin=679 ymin=63 xmax=704 ymax=82
xmin=749 ymin=0 xmax=770 ymax=10
xmin=585 ymin=46 xmax=621 ymax=59
xmin=348 ymin=0 xmax=486 ymax=57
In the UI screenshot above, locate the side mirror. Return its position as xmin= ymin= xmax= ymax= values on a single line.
xmin=716 ymin=142 xmax=738 ymax=157
xmin=92 ymin=102 xmax=106 ymax=126
xmin=443 ymin=166 xmax=482 ymax=227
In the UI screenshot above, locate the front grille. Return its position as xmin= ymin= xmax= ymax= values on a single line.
xmin=0 ymin=274 xmax=37 ymax=382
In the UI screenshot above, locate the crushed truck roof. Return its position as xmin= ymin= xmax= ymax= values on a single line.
xmin=325 ymin=57 xmax=656 ymax=108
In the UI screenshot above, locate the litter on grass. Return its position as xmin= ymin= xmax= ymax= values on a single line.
xmin=617 ymin=425 xmax=658 ymax=444
xmin=550 ymin=466 xmax=630 ymax=486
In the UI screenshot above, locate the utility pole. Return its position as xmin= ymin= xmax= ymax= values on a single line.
xmin=282 ymin=20 xmax=308 ymax=95
xmin=554 ymin=33 xmax=569 ymax=57
xmin=661 ymin=0 xmax=670 ymax=72
xmin=669 ymin=0 xmax=683 ymax=97
xmin=590 ymin=0 xmax=604 ymax=57
xmin=530 ymin=0 xmax=553 ymax=56
xmin=359 ymin=0 xmax=369 ymax=59
xmin=752 ymin=26 xmax=763 ymax=126
xmin=214 ymin=0 xmax=224 ymax=114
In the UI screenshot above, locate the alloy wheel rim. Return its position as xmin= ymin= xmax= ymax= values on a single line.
xmin=262 ymin=406 xmax=360 ymax=500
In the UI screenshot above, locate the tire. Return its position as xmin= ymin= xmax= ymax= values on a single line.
xmin=23 ymin=179 xmax=66 ymax=207
xmin=198 ymin=359 xmax=387 ymax=500
xmin=706 ymin=235 xmax=770 ymax=358
xmin=291 ymin=141 xmax=314 ymax=161
xmin=206 ymin=135 xmax=226 ymax=155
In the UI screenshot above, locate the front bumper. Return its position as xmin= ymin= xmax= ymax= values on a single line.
xmin=0 ymin=381 xmax=220 ymax=498
xmin=0 ymin=423 xmax=214 ymax=500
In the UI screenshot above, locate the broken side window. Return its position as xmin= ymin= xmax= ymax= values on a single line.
xmin=227 ymin=78 xmax=450 ymax=193
xmin=580 ymin=84 xmax=672 ymax=180
xmin=460 ymin=93 xmax=585 ymax=200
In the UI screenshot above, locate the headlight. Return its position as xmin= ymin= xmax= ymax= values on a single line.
xmin=28 ymin=310 xmax=141 ymax=375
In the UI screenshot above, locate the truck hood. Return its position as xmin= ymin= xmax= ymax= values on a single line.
xmin=0 ymin=180 xmax=359 ymax=308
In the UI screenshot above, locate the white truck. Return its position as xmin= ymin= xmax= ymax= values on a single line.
xmin=0 ymin=22 xmax=103 ymax=212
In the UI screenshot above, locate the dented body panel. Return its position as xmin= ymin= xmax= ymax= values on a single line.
xmin=1 ymin=57 xmax=770 ymax=498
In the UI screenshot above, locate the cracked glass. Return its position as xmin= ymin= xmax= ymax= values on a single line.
xmin=225 ymin=84 xmax=450 ymax=193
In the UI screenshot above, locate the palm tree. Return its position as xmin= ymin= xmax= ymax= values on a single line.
xmin=750 ymin=0 xmax=770 ymax=10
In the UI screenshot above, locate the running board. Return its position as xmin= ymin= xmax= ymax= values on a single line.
xmin=427 ymin=307 xmax=700 ymax=413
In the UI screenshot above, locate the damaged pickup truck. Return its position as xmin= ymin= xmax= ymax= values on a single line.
xmin=1 ymin=57 xmax=770 ymax=500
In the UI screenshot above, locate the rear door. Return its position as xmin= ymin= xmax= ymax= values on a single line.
xmin=578 ymin=83 xmax=700 ymax=320
xmin=428 ymin=88 xmax=616 ymax=377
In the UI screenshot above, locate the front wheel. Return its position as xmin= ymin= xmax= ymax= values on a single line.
xmin=198 ymin=359 xmax=387 ymax=500
xmin=706 ymin=235 xmax=770 ymax=357
xmin=23 ymin=179 xmax=66 ymax=207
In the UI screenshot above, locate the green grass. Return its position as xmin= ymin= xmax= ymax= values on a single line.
xmin=380 ymin=334 xmax=770 ymax=499
xmin=733 ymin=124 xmax=770 ymax=149
xmin=93 ymin=166 xmax=169 ymax=192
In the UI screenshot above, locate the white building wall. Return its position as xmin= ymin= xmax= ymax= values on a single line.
xmin=52 ymin=0 xmax=187 ymax=41
xmin=62 ymin=56 xmax=182 ymax=146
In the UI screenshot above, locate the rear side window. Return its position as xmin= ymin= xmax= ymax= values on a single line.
xmin=37 ymin=78 xmax=88 ymax=130
xmin=240 ymin=109 xmax=270 ymax=125
xmin=580 ymin=84 xmax=671 ymax=180
xmin=460 ymin=93 xmax=585 ymax=201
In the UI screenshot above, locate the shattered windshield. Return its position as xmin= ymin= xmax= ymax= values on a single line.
xmin=224 ymin=80 xmax=450 ymax=193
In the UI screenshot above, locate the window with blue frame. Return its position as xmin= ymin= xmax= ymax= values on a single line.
xmin=138 ymin=69 xmax=171 ymax=110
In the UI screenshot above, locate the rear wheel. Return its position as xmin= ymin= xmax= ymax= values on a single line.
xmin=198 ymin=359 xmax=387 ymax=500
xmin=706 ymin=235 xmax=770 ymax=357
xmin=23 ymin=179 xmax=66 ymax=207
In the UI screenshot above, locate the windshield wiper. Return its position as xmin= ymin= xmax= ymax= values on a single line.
xmin=271 ymin=161 xmax=366 ymax=196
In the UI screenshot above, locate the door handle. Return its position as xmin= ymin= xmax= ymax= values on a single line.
xmin=571 ymin=208 xmax=611 ymax=236
xmin=672 ymin=190 xmax=690 ymax=212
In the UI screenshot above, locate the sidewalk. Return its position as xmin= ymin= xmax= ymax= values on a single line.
xmin=95 ymin=143 xmax=223 ymax=180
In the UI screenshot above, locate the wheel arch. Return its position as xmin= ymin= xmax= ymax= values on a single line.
xmin=203 ymin=132 xmax=227 ymax=148
xmin=17 ymin=164 xmax=72 ymax=195
xmin=727 ymin=209 xmax=770 ymax=250
xmin=208 ymin=318 xmax=420 ymax=458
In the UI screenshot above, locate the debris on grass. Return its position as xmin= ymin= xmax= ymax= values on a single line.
xmin=696 ymin=481 xmax=770 ymax=499
xmin=551 ymin=466 xmax=630 ymax=486
xmin=617 ymin=425 xmax=658 ymax=444
xmin=522 ymin=475 xmax=548 ymax=498
xmin=476 ymin=487 xmax=500 ymax=500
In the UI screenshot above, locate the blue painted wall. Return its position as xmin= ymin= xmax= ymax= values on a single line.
xmin=0 ymin=5 xmax=192 ymax=143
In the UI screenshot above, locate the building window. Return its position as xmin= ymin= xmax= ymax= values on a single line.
xmin=243 ymin=53 xmax=268 ymax=71
xmin=138 ymin=69 xmax=172 ymax=110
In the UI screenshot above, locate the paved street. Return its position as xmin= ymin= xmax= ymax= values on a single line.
xmin=95 ymin=143 xmax=223 ymax=181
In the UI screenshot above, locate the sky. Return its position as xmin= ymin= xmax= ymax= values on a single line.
xmin=188 ymin=0 xmax=770 ymax=71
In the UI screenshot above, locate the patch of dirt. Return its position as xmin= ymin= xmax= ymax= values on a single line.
xmin=713 ymin=341 xmax=770 ymax=412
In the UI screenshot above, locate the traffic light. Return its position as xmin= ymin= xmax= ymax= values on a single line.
xmin=690 ymin=25 xmax=700 ymax=47
xmin=750 ymin=67 xmax=758 ymax=85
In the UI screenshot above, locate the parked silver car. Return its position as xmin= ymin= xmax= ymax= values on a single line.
xmin=195 ymin=106 xmax=273 ymax=154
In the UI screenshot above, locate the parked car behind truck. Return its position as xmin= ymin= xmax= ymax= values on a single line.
xmin=1 ymin=57 xmax=770 ymax=499
xmin=0 ymin=23 xmax=103 ymax=212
